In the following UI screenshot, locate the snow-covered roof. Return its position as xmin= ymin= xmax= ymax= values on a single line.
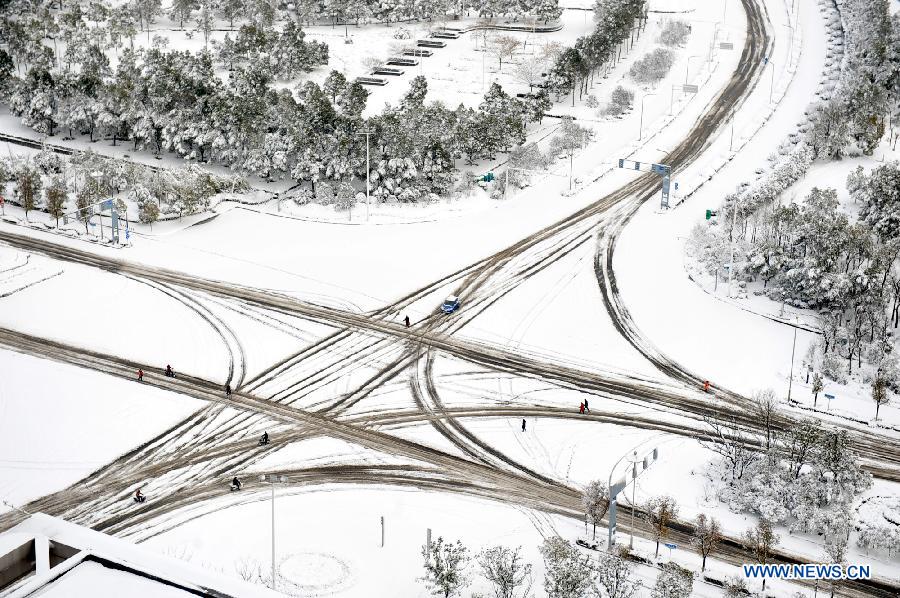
xmin=0 ymin=514 xmax=279 ymax=598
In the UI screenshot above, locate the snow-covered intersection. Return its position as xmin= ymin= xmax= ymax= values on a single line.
xmin=1 ymin=0 xmax=899 ymax=596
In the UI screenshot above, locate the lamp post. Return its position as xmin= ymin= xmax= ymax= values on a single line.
xmin=768 ymin=59 xmax=775 ymax=103
xmin=357 ymin=126 xmax=372 ymax=222
xmin=685 ymin=55 xmax=701 ymax=85
xmin=783 ymin=24 xmax=794 ymax=69
xmin=787 ymin=319 xmax=799 ymax=403
xmin=639 ymin=93 xmax=657 ymax=140
xmin=259 ymin=474 xmax=288 ymax=590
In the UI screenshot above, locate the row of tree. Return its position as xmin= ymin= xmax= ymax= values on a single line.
xmin=700 ymin=0 xmax=900 ymax=387
xmin=543 ymin=0 xmax=647 ymax=106
xmin=420 ymin=512 xmax=787 ymax=598
xmin=0 ymin=148 xmax=245 ymax=226
xmin=291 ymin=0 xmax=564 ymax=25
xmin=808 ymin=0 xmax=900 ymax=159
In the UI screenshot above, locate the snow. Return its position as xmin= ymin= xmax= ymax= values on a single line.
xmin=37 ymin=560 xmax=195 ymax=598
xmin=0 ymin=349 xmax=203 ymax=511
xmin=613 ymin=0 xmax=827 ymax=399
xmin=2 ymin=0 xmax=898 ymax=595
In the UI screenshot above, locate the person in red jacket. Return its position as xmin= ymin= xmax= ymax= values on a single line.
xmin=703 ymin=380 xmax=710 ymax=393
xmin=138 ymin=369 xmax=143 ymax=381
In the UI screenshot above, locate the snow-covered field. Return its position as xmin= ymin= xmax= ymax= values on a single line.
xmin=2 ymin=0 xmax=899 ymax=595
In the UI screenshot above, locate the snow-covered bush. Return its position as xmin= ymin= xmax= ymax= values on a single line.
xmin=658 ymin=20 xmax=691 ymax=47
xmin=602 ymin=85 xmax=634 ymax=116
xmin=629 ymin=48 xmax=674 ymax=85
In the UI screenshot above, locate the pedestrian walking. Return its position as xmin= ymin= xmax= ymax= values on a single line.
xmin=584 ymin=398 xmax=589 ymax=412
xmin=703 ymin=380 xmax=710 ymax=393
xmin=225 ymin=383 xmax=231 ymax=396
xmin=579 ymin=402 xmax=585 ymax=414
xmin=521 ymin=418 xmax=526 ymax=432
xmin=137 ymin=369 xmax=143 ymax=381
xmin=404 ymin=315 xmax=410 ymax=328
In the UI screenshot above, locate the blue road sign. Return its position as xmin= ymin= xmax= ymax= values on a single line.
xmin=824 ymin=393 xmax=835 ymax=401
xmin=664 ymin=543 xmax=677 ymax=550
xmin=101 ymin=199 xmax=114 ymax=211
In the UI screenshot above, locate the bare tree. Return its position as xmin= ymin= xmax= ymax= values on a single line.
xmin=513 ymin=58 xmax=545 ymax=91
xmin=752 ymin=389 xmax=779 ymax=452
xmin=421 ymin=536 xmax=470 ymax=598
xmin=692 ymin=514 xmax=721 ymax=571
xmin=700 ymin=413 xmax=759 ymax=481
xmin=489 ymin=35 xmax=520 ymax=70
xmin=477 ymin=545 xmax=532 ymax=598
xmin=743 ymin=519 xmax=780 ymax=590
xmin=549 ymin=118 xmax=593 ymax=190
xmin=824 ymin=524 xmax=848 ymax=598
xmin=645 ymin=495 xmax=679 ymax=558
xmin=582 ymin=480 xmax=609 ymax=541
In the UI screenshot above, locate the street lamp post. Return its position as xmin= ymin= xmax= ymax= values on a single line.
xmin=259 ymin=474 xmax=288 ymax=590
xmin=357 ymin=127 xmax=372 ymax=222
xmin=787 ymin=320 xmax=798 ymax=403
xmin=638 ymin=93 xmax=657 ymax=140
xmin=768 ymin=59 xmax=775 ymax=103
xmin=685 ymin=55 xmax=701 ymax=85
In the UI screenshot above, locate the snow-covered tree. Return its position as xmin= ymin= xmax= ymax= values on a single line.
xmin=592 ymin=552 xmax=638 ymax=598
xmin=658 ymin=20 xmax=690 ymax=47
xmin=603 ymin=85 xmax=633 ymax=116
xmin=651 ymin=563 xmax=693 ymax=598
xmin=139 ymin=199 xmax=160 ymax=226
xmin=539 ymin=537 xmax=593 ymax=598
xmin=477 ymin=545 xmax=532 ymax=598
xmin=581 ymin=480 xmax=608 ymax=541
xmin=195 ymin=3 xmax=214 ymax=47
xmin=629 ymin=48 xmax=674 ymax=85
xmin=420 ymin=536 xmax=470 ymax=598
xmin=171 ymin=0 xmax=199 ymax=28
